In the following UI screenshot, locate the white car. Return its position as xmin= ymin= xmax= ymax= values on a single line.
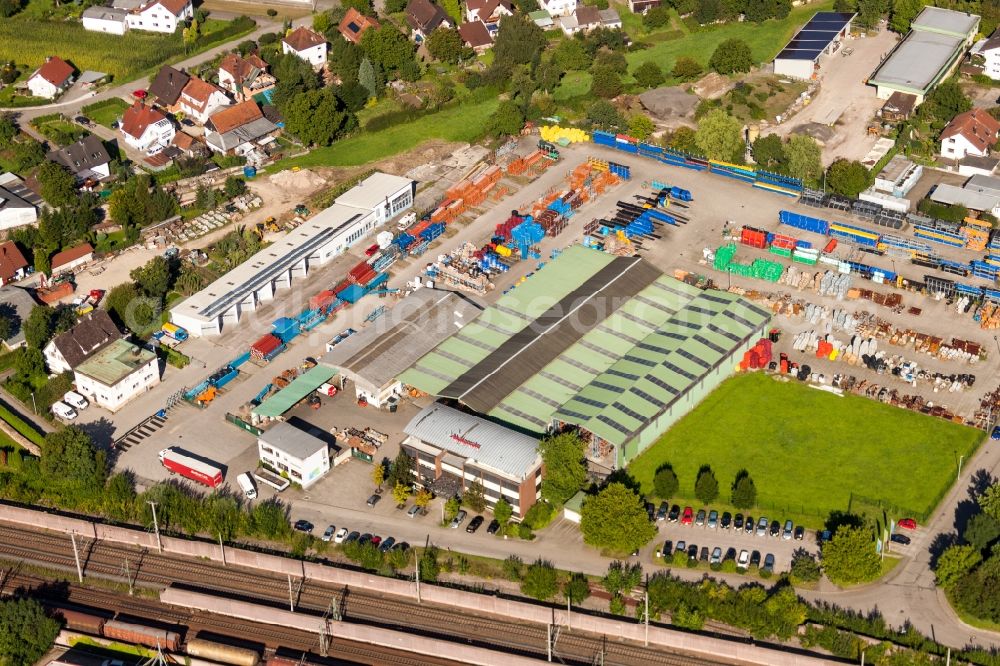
xmin=51 ymin=401 xmax=77 ymax=420
xmin=63 ymin=391 xmax=89 ymax=410
xmin=737 ymin=549 xmax=750 ymax=570
xmin=334 ymin=527 xmax=349 ymax=544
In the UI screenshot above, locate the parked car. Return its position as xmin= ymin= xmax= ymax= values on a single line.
xmin=897 ymin=518 xmax=917 ymax=530
xmin=370 ymin=535 xmax=382 ymax=546
xmin=681 ymin=506 xmax=694 ymax=525
xmin=74 ymin=115 xmax=91 ymax=125
xmin=794 ymin=526 xmax=805 ymax=541
xmin=675 ymin=540 xmax=686 ymax=554
xmin=695 ymin=509 xmax=707 ymax=526
xmin=645 ymin=502 xmax=655 ymax=522
xmin=710 ymin=547 xmax=722 ymax=564
xmin=321 ymin=525 xmax=336 ymax=542
xmin=820 ymin=530 xmax=832 ymax=542
xmin=737 ymin=549 xmax=750 ymax=570
xmin=358 ymin=533 xmax=372 ymax=545
xmin=668 ymin=504 xmax=681 ymax=522
xmin=991 ymin=425 xmax=1000 ymax=441
xmin=687 ymin=544 xmax=698 ymax=560
xmin=890 ymin=533 xmax=911 ymax=545
xmin=733 ymin=513 xmax=744 ymax=530
xmin=750 ymin=550 xmax=761 ymax=568
xmin=782 ymin=520 xmax=794 ymax=540
xmin=51 ymin=401 xmax=77 ymax=421
xmin=769 ymin=520 xmax=781 ymax=537
xmin=721 ymin=512 xmax=732 ymax=530
xmin=366 ymin=494 xmax=381 ymax=508
xmin=486 ymin=519 xmax=501 ymax=535
xmin=657 ymin=540 xmax=672 ymax=557
xmin=379 ymin=537 xmax=396 ymax=552
xmin=407 ymin=504 xmax=421 ymax=517
xmin=334 ymin=527 xmax=348 ymax=543
xmin=63 ymin=391 xmax=89 ymax=410
xmin=699 ymin=546 xmax=709 ymax=562
xmin=762 ymin=553 xmax=775 ymax=573
xmin=707 ymin=510 xmax=718 ymax=529
xmin=449 ymin=510 xmax=468 ymax=528
xmin=744 ymin=516 xmax=755 ymax=535
xmin=293 ymin=520 xmax=313 ymax=533
xmin=756 ymin=517 xmax=768 ymax=536
xmin=724 ymin=547 xmax=737 ymax=562
xmin=344 ymin=531 xmax=360 ymax=543
xmin=656 ymin=502 xmax=669 ymax=522
xmin=466 ymin=516 xmax=484 ymax=533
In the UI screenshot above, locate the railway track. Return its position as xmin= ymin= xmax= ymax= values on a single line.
xmin=0 ymin=524 xmax=747 ymax=666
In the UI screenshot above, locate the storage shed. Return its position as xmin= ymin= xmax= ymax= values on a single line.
xmin=772 ymin=11 xmax=855 ymax=80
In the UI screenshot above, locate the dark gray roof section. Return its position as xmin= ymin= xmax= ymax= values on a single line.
xmin=50 ymin=309 xmax=123 ymax=369
xmin=439 ymin=256 xmax=662 ymax=413
xmin=0 ymin=287 xmax=37 ymax=347
xmin=47 ymin=135 xmax=110 ymax=176
xmin=148 ymin=66 xmax=190 ymax=106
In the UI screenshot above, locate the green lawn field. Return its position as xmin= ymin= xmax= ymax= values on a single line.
xmin=82 ymin=98 xmax=131 ymax=128
xmin=269 ymin=98 xmax=499 ymax=170
xmin=629 ymin=373 xmax=982 ymax=522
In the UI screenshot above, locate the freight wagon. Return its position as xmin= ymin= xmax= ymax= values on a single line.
xmin=187 ymin=637 xmax=260 ymax=666
xmin=53 ymin=607 xmax=108 ymax=635
xmin=102 ymin=619 xmax=181 ymax=650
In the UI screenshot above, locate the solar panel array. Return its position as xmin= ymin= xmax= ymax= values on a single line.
xmin=774 ymin=11 xmax=854 ymax=61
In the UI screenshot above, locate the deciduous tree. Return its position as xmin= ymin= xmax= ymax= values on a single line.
xmin=634 ymin=61 xmax=665 ymax=89
xmin=965 ymin=512 xmax=1000 ymax=553
xmin=695 ymin=109 xmax=743 ymax=162
xmin=554 ymin=39 xmax=592 ymax=71
xmin=671 ymin=56 xmax=703 ymax=81
xmin=0 ymin=598 xmax=60 ymax=664
xmin=485 ymin=100 xmax=525 ymax=137
xmin=563 ymin=572 xmax=591 ymax=604
xmin=360 ymin=25 xmax=416 ymax=76
xmin=752 ymin=134 xmax=786 ymax=171
xmin=709 ymin=38 xmax=753 ymax=74
xmin=979 ymin=483 xmax=1000 ymax=521
xmin=426 ymin=27 xmax=470 ymax=64
xmin=538 ymin=432 xmax=587 ymax=504
xmin=653 ymin=465 xmax=679 ymax=499
xmin=602 ymin=560 xmax=642 ymax=596
xmin=464 ymin=480 xmax=486 ymax=512
xmin=935 ymin=544 xmax=981 ymax=588
xmin=282 ymin=88 xmax=356 ymax=146
xmin=587 ymin=100 xmax=623 ymax=130
xmin=580 ymin=482 xmax=656 ymax=554
xmin=493 ymin=14 xmax=546 ymax=69
xmin=35 ymin=161 xmax=77 ymax=208
xmin=790 ymin=549 xmax=821 ymax=581
xmin=392 ymin=482 xmax=410 ymax=505
xmin=785 ymin=134 xmax=823 ymax=184
xmin=889 ymin=0 xmax=922 ymax=33
xmin=590 ymin=66 xmax=623 ymax=98
xmin=131 ymin=255 xmax=174 ymax=302
xmin=414 ymin=488 xmax=433 ymax=513
xmin=821 ymin=525 xmax=881 ymax=585
xmin=41 ymin=426 xmax=107 ymax=493
xmin=0 ymin=113 xmax=18 ymax=148
xmin=24 ymin=305 xmax=54 ymax=349
xmin=826 ymin=159 xmax=872 ymax=198
xmin=520 ymin=558 xmax=559 ymax=600
xmin=642 ymin=5 xmax=671 ymax=28
xmin=628 ymin=113 xmax=655 ymax=140
xmin=493 ymin=496 xmax=513 ymax=526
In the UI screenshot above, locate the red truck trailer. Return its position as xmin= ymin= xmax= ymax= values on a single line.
xmin=158 ymin=447 xmax=223 ymax=488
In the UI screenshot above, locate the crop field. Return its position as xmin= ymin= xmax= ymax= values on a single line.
xmin=0 ymin=15 xmax=252 ymax=84
xmin=629 ymin=373 xmax=982 ymax=522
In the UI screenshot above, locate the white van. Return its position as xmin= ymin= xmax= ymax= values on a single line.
xmin=237 ymin=472 xmax=257 ymax=499
xmin=51 ymin=401 xmax=78 ymax=421
xmin=63 ymin=391 xmax=89 ymax=410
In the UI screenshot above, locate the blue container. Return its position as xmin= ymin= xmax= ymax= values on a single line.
xmin=243 ymin=166 xmax=257 ymax=179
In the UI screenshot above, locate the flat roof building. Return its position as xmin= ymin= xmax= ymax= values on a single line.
xmin=74 ymin=338 xmax=159 ymax=412
xmin=402 ymin=402 xmax=543 ymax=516
xmin=868 ymin=6 xmax=979 ymax=104
xmin=772 ymin=11 xmax=855 ymax=80
xmin=321 ymin=289 xmax=483 ymax=408
xmin=400 ymin=246 xmax=771 ymax=470
xmin=258 ymin=421 xmax=330 ymax=488
xmin=170 ymin=172 xmax=414 ymax=337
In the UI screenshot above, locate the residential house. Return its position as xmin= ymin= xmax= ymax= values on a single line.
xmin=50 ymin=243 xmax=94 ymax=276
xmin=940 ymin=108 xmax=1000 ymax=161
xmin=558 ymin=5 xmax=600 ymax=35
xmin=339 ymin=7 xmax=380 ymax=44
xmin=204 ymin=101 xmax=278 ymax=157
xmin=43 ymin=309 xmax=123 ymax=374
xmin=458 ymin=21 xmax=493 ymax=53
xmin=218 ymin=53 xmax=275 ymax=101
xmin=879 ymin=91 xmax=916 ymax=124
xmin=0 ymin=183 xmax=38 ymax=231
xmin=257 ymin=422 xmax=331 ymax=489
xmin=0 ymin=287 xmax=39 ymax=349
xmin=46 ymin=135 xmax=112 ymax=182
xmin=930 ymin=174 xmax=1000 ymax=216
xmin=147 ymin=66 xmax=190 ymax=109
xmin=538 ymin=0 xmax=575 ymax=18
xmin=81 ymin=6 xmax=129 ymax=34
xmin=27 ymin=57 xmax=75 ymax=100
xmin=406 ymin=0 xmax=452 ymax=41
xmin=282 ymin=27 xmax=328 ymax=68
xmin=121 ymin=102 xmax=175 ymax=155
xmin=464 ymin=0 xmax=513 ymax=25
xmin=125 ymin=0 xmax=193 ymax=33
xmin=170 ymin=131 xmax=208 ymax=158
xmin=981 ymin=29 xmax=1000 ymax=80
xmin=74 ymin=338 xmax=160 ymax=411
xmin=177 ymin=77 xmax=231 ymax=124
xmin=0 ymin=242 xmax=28 ymax=286
xmin=598 ymin=7 xmax=621 ymax=28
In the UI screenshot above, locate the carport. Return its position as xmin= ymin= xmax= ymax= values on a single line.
xmin=253 ymin=365 xmax=338 ymax=420
xmin=773 ymin=11 xmax=856 ymax=80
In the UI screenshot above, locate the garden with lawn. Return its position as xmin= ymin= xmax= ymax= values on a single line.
xmin=629 ymin=373 xmax=982 ymax=523
xmin=81 ymin=98 xmax=131 ymax=129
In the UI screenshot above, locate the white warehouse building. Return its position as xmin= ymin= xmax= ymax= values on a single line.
xmin=170 ymin=172 xmax=414 ymax=337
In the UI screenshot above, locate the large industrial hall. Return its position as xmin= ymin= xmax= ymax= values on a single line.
xmin=400 ymin=246 xmax=771 ymax=470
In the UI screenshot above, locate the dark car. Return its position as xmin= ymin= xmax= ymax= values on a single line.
xmin=794 ymin=526 xmax=805 ymax=540
xmin=699 ymin=546 xmax=709 ymax=562
xmin=74 ymin=115 xmax=91 ymax=126
xmin=379 ymin=536 xmax=396 ymax=552
xmin=466 ymin=516 xmax=484 ymax=533
xmin=394 ymin=541 xmax=410 ymax=552
xmin=646 ymin=502 xmax=656 ymax=522
xmin=293 ymin=519 xmax=313 ymax=533
xmin=890 ymin=533 xmax=911 ymax=545
xmin=656 ymin=501 xmax=669 ymax=522
xmin=687 ymin=544 xmax=698 ymax=560
xmin=658 ymin=540 xmax=672 ymax=557
xmin=358 ymin=533 xmax=372 ymax=545
xmin=734 ymin=513 xmax=744 ymax=530
xmin=762 ymin=553 xmax=775 ymax=573
xmin=486 ymin=519 xmax=501 ymax=535
xmin=366 ymin=494 xmax=381 ymax=508
xmin=180 ymin=118 xmax=195 ymax=127
xmin=345 ymin=531 xmax=360 ymax=543
xmin=750 ymin=550 xmax=761 ymax=568
xmin=668 ymin=504 xmax=681 ymax=522
xmin=724 ymin=547 xmax=737 ymax=562
xmin=820 ymin=530 xmax=832 ymax=543
xmin=721 ymin=512 xmax=732 ymax=530
xmin=769 ymin=520 xmax=781 ymax=537
xmin=744 ymin=515 xmax=755 ymax=535
xmin=992 ymin=425 xmax=1000 ymax=441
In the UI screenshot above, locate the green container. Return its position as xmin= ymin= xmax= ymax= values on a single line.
xmin=769 ymin=246 xmax=792 ymax=257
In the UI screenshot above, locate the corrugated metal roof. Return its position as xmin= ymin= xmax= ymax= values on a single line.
xmin=253 ymin=365 xmax=337 ymax=418
xmin=403 ymin=402 xmax=541 ymax=479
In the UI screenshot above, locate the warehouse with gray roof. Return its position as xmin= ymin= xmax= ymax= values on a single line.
xmin=400 ymin=245 xmax=771 ymax=471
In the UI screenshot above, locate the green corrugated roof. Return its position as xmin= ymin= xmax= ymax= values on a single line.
xmin=253 ymin=365 xmax=337 ymax=418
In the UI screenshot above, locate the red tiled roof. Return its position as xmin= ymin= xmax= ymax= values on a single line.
xmin=207 ymin=100 xmax=262 ymax=134
xmin=220 ymin=53 xmax=268 ymax=80
xmin=941 ymin=109 xmax=1000 ymax=155
xmin=121 ymin=101 xmax=167 ymax=140
xmin=146 ymin=0 xmax=189 ymax=15
xmin=181 ymin=77 xmax=223 ymax=104
xmin=171 ymin=131 xmax=196 ymax=150
xmin=51 ymin=243 xmax=94 ymax=270
xmin=458 ymin=21 xmax=492 ymax=48
xmin=339 ymin=7 xmax=380 ymax=44
xmin=0 ymin=242 xmax=27 ymax=283
xmin=32 ymin=57 xmax=74 ymax=87
xmin=282 ymin=26 xmax=326 ymax=52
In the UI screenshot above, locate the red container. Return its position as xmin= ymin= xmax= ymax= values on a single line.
xmin=823 ymin=238 xmax=838 ymax=254
xmin=309 ymin=290 xmax=337 ymax=310
xmin=332 ymin=279 xmax=352 ymax=295
xmin=740 ymin=227 xmax=767 ymax=249
xmin=251 ymin=334 xmax=282 ymax=359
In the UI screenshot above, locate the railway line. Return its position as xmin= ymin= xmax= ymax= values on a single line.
xmin=0 ymin=522 xmax=794 ymax=665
